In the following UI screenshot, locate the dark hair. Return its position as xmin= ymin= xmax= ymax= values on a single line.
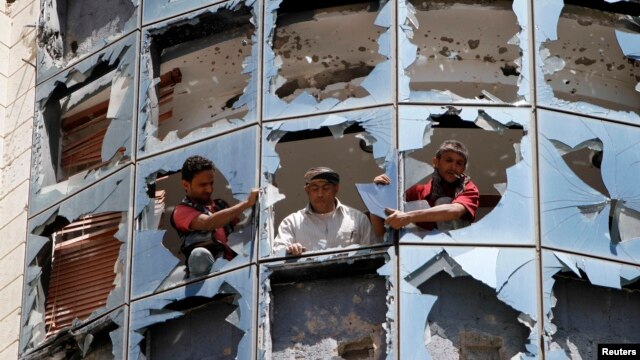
xmin=181 ymin=155 xmax=214 ymax=182
xmin=435 ymin=140 xmax=469 ymax=164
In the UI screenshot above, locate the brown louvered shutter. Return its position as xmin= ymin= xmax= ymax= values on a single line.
xmin=158 ymin=68 xmax=182 ymax=124
xmin=44 ymin=212 xmax=122 ymax=336
xmin=60 ymin=99 xmax=111 ymax=178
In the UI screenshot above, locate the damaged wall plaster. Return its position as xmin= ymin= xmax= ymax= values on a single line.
xmin=399 ymin=0 xmax=531 ymax=103
xmin=535 ymin=0 xmax=640 ymax=124
xmin=36 ymin=0 xmax=138 ymax=82
xmin=542 ymin=251 xmax=640 ymax=359
xmin=263 ymin=0 xmax=393 ymax=119
xmin=259 ymin=253 xmax=394 ymax=359
xmin=398 ymin=246 xmax=538 ymax=360
xmin=138 ymin=0 xmax=260 ymax=156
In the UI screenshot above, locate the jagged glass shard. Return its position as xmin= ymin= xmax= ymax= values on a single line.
xmin=263 ymin=0 xmax=392 ymax=119
xmin=30 ymin=34 xmax=137 ymax=215
xmin=138 ymin=0 xmax=259 ymax=156
xmin=535 ymin=0 xmax=640 ymax=124
xmin=398 ymin=105 xmax=533 ymax=245
xmin=133 ymin=127 xmax=258 ymax=297
xmin=539 ymin=110 xmax=640 ymax=262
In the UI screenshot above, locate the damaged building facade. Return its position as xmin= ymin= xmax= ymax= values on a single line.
xmin=0 ymin=0 xmax=638 ymax=358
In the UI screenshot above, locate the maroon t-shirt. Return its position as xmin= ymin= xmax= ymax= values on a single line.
xmin=172 ymin=202 xmax=233 ymax=259
xmin=405 ymin=179 xmax=480 ymax=230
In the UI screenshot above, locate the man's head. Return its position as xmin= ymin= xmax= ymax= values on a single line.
xmin=303 ymin=167 xmax=340 ymax=214
xmin=433 ymin=140 xmax=469 ymax=183
xmin=181 ymin=155 xmax=215 ymax=203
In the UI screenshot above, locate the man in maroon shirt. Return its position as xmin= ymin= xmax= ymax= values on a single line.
xmin=371 ymin=140 xmax=479 ymax=235
xmin=171 ymin=155 xmax=259 ymax=277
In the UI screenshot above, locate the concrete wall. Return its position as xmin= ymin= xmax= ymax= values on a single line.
xmin=0 ymin=0 xmax=37 ymax=358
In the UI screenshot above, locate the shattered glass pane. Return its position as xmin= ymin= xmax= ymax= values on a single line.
xmin=536 ymin=0 xmax=640 ymax=121
xmin=138 ymin=1 xmax=258 ymax=155
xmin=273 ymin=1 xmax=385 ymax=102
xmin=259 ymin=108 xmax=394 ymax=258
xmin=264 ymin=0 xmax=392 ymax=119
xmin=37 ymin=0 xmax=138 ymax=81
xmin=128 ymin=268 xmax=254 ymax=360
xmin=132 ymin=128 xmax=258 ymax=297
xmin=30 ymin=35 xmax=136 ymax=215
xmin=22 ymin=168 xmax=131 ymax=354
xmin=538 ymin=110 xmax=640 ymax=262
xmin=147 ymin=295 xmax=243 ymax=359
xmin=398 ymin=106 xmax=534 ymax=244
xmin=260 ymin=253 xmax=391 ymax=359
xmin=542 ymin=251 xmax=640 ymax=359
xmin=403 ymin=0 xmax=524 ymax=104
xmin=399 ymin=246 xmax=538 ymax=359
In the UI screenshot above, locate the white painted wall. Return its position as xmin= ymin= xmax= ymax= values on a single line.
xmin=0 ymin=0 xmax=37 ymax=358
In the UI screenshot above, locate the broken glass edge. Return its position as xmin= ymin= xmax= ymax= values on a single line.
xmin=21 ymin=167 xmax=132 ymax=354
xmin=399 ymin=245 xmax=538 ymax=359
xmin=257 ymin=251 xmax=394 ymax=359
xmin=541 ymin=250 xmax=640 ymax=355
xmin=262 ymin=0 xmax=393 ymax=120
xmin=534 ymin=0 xmax=640 ymax=125
xmin=36 ymin=0 xmax=140 ymax=83
xmin=259 ymin=107 xmax=394 ymax=258
xmin=397 ymin=105 xmax=535 ymax=245
xmin=132 ymin=126 xmax=259 ymax=297
xmin=538 ymin=109 xmax=640 ymax=263
xmin=137 ymin=0 xmax=260 ymax=156
xmin=398 ymin=0 xmax=531 ymax=104
xmin=128 ymin=266 xmax=254 ymax=360
xmin=142 ymin=0 xmax=248 ymax=25
xmin=30 ymin=33 xmax=138 ymax=217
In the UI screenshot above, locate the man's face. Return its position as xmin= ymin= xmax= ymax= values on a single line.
xmin=304 ymin=180 xmax=339 ymax=214
xmin=182 ymin=169 xmax=215 ymax=203
xmin=433 ymin=150 xmax=466 ymax=183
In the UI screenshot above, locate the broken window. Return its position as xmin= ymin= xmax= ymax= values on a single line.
xmin=260 ymin=109 xmax=394 ymax=257
xmin=543 ymin=251 xmax=640 ymax=359
xmin=401 ymin=0 xmax=526 ymax=104
xmin=19 ymin=309 xmax=124 ymax=359
xmin=31 ymin=35 xmax=136 ymax=215
xmin=399 ymin=246 xmax=538 ymax=359
xmin=144 ymin=295 xmax=243 ymax=359
xmin=45 ymin=212 xmax=123 ymax=336
xmin=536 ymin=0 xmax=640 ymax=118
xmin=262 ymin=253 xmax=390 ymax=359
xmin=21 ymin=168 xmax=130 ymax=354
xmin=264 ymin=0 xmax=392 ymax=119
xmin=138 ymin=1 xmax=258 ymax=155
xmin=132 ymin=128 xmax=258 ymax=297
xmin=538 ymin=110 xmax=640 ymax=262
xmin=37 ymin=0 xmax=138 ymax=80
xmin=129 ymin=268 xmax=253 ymax=360
xmin=398 ymin=106 xmax=533 ymax=244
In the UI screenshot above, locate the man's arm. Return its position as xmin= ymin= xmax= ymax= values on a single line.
xmin=273 ymin=215 xmax=305 ymax=256
xmin=190 ymin=189 xmax=259 ymax=231
xmin=384 ymin=203 xmax=467 ymax=229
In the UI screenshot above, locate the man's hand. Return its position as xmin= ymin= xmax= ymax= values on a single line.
xmin=286 ymin=243 xmax=306 ymax=256
xmin=384 ymin=208 xmax=411 ymax=229
xmin=373 ymin=174 xmax=391 ymax=185
xmin=246 ymin=188 xmax=260 ymax=207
